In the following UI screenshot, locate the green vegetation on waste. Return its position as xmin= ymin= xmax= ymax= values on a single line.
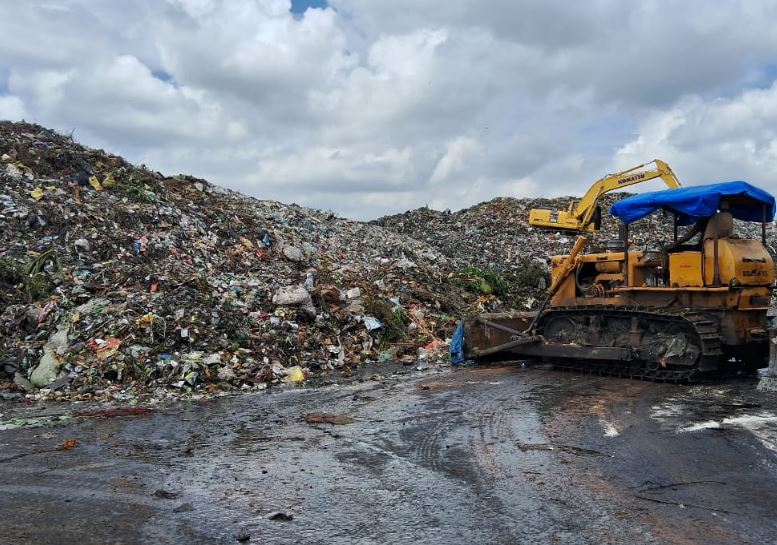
xmin=452 ymin=267 xmax=508 ymax=297
xmin=0 ymin=252 xmax=65 ymax=303
xmin=512 ymin=261 xmax=548 ymax=290
xmin=365 ymin=296 xmax=409 ymax=346
xmin=0 ymin=257 xmax=23 ymax=286
xmin=24 ymin=250 xmax=62 ymax=302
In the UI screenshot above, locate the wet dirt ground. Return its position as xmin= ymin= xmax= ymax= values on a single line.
xmin=2 ymin=364 xmax=777 ymax=545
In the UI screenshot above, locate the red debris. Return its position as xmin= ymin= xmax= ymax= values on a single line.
xmin=56 ymin=438 xmax=79 ymax=450
xmin=303 ymin=412 xmax=354 ymax=425
xmin=74 ymin=407 xmax=155 ymax=418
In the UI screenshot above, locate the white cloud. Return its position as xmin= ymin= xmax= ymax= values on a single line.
xmin=431 ymin=137 xmax=482 ymax=184
xmin=251 ymin=145 xmax=417 ymax=190
xmin=0 ymin=0 xmax=776 ymax=218
xmin=614 ymin=81 xmax=777 ymax=187
xmin=0 ymin=95 xmax=27 ymax=120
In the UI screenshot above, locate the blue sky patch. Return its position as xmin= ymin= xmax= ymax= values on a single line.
xmin=758 ymin=63 xmax=777 ymax=87
xmin=152 ymin=69 xmax=179 ymax=88
xmin=578 ymin=115 xmax=635 ymax=155
xmin=290 ymin=0 xmax=327 ymax=15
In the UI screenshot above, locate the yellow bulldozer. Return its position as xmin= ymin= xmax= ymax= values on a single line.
xmin=460 ymin=162 xmax=776 ymax=381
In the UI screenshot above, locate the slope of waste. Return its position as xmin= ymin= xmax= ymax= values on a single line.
xmin=3 ymin=121 xmax=775 ymax=403
xmin=0 ymin=122 xmax=479 ymax=402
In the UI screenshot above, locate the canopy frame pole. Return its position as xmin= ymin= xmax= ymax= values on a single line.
xmin=621 ymin=221 xmax=630 ymax=286
xmin=713 ymin=231 xmax=721 ymax=287
xmin=701 ymin=242 xmax=706 ymax=286
xmin=763 ymin=204 xmax=768 ymax=246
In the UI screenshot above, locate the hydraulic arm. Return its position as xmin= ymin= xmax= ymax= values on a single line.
xmin=528 ymin=159 xmax=682 ymax=232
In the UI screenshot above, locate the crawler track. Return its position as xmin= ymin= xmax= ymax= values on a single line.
xmin=536 ymin=306 xmax=723 ymax=383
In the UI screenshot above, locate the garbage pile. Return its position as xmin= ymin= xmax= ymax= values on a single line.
xmin=0 ymin=122 xmax=472 ymax=401
xmin=3 ymin=121 xmax=774 ymax=402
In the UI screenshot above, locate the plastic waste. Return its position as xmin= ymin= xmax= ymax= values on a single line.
xmin=363 ymin=316 xmax=382 ymax=331
xmin=88 ymin=176 xmax=104 ymax=191
xmin=285 ymin=366 xmax=305 ymax=383
xmin=450 ymin=322 xmax=466 ymax=365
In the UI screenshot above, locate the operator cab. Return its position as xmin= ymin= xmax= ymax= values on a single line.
xmin=610 ymin=181 xmax=776 ymax=290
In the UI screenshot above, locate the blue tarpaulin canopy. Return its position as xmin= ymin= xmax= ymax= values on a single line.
xmin=610 ymin=181 xmax=776 ymax=225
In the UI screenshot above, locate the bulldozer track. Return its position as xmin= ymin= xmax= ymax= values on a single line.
xmin=536 ymin=306 xmax=723 ymax=383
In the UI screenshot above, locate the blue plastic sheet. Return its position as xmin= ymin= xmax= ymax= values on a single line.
xmin=450 ymin=322 xmax=466 ymax=365
xmin=610 ymin=181 xmax=775 ymax=225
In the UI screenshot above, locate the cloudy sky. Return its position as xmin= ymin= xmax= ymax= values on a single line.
xmin=2 ymin=0 xmax=777 ymax=219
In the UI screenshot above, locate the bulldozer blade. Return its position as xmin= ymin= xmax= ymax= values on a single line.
xmin=464 ymin=312 xmax=536 ymax=360
xmin=472 ymin=335 xmax=543 ymax=358
xmin=464 ymin=311 xmax=634 ymax=362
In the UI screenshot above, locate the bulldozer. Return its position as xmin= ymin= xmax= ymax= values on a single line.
xmin=461 ymin=163 xmax=776 ymax=381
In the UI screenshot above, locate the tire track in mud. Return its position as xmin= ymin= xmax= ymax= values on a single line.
xmin=396 ymin=397 xmax=455 ymax=475
xmin=359 ymin=367 xmax=657 ymax=543
xmin=298 ymin=373 xmax=529 ymax=544
xmin=396 ymin=367 xmax=543 ymax=479
xmin=323 ymin=367 xmax=551 ymax=543
xmin=407 ymin=367 xmax=608 ymax=543
xmin=468 ymin=370 xmax=637 ymax=542
xmin=419 ymin=368 xmax=542 ymax=542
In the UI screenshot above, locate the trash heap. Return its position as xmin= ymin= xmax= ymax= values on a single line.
xmin=0 ymin=122 xmax=473 ymax=401
xmin=2 ymin=121 xmax=774 ymax=402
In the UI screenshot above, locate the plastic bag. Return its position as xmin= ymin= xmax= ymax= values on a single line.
xmin=450 ymin=321 xmax=465 ymax=365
